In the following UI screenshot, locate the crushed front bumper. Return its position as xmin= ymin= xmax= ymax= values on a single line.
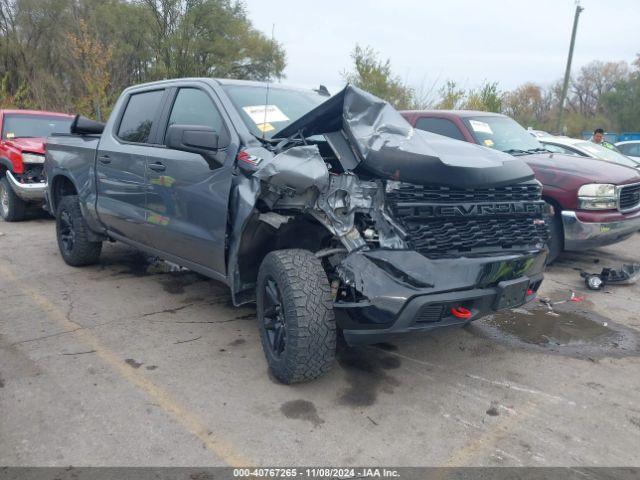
xmin=335 ymin=249 xmax=547 ymax=345
xmin=6 ymin=171 xmax=46 ymax=202
xmin=562 ymin=210 xmax=640 ymax=251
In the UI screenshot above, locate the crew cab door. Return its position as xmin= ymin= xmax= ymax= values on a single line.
xmin=95 ymin=88 xmax=169 ymax=242
xmin=143 ymin=85 xmax=236 ymax=276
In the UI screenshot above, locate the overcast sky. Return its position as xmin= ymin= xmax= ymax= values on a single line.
xmin=242 ymin=0 xmax=640 ymax=96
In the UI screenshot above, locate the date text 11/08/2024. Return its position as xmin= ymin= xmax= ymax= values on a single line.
xmin=233 ymin=468 xmax=400 ymax=478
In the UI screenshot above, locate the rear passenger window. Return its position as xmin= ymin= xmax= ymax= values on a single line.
xmin=415 ymin=117 xmax=466 ymax=141
xmin=117 ymin=90 xmax=164 ymax=143
xmin=167 ymin=88 xmax=226 ymax=138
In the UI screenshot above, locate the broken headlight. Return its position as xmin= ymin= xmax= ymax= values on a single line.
xmin=22 ymin=153 xmax=45 ymax=164
xmin=578 ymin=184 xmax=617 ymax=210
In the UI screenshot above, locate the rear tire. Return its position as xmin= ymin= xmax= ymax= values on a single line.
xmin=547 ymin=208 xmax=564 ymax=264
xmin=257 ymin=249 xmax=336 ymax=384
xmin=56 ymin=195 xmax=102 ymax=266
xmin=0 ymin=176 xmax=27 ymax=222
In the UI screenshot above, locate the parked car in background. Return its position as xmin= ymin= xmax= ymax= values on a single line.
xmin=527 ymin=128 xmax=552 ymax=138
xmin=616 ymin=140 xmax=640 ymax=161
xmin=540 ymin=136 xmax=640 ymax=170
xmin=0 ymin=109 xmax=73 ymax=221
xmin=401 ymin=110 xmax=640 ymax=263
xmin=45 ymin=80 xmax=550 ymax=383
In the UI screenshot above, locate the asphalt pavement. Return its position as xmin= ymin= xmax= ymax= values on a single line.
xmin=1 ymin=218 xmax=639 ymax=466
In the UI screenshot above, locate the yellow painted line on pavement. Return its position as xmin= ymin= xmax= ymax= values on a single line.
xmin=0 ymin=261 xmax=250 ymax=467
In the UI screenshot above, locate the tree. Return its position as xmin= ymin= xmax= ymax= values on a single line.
xmin=68 ymin=19 xmax=113 ymax=120
xmin=435 ymin=80 xmax=465 ymax=110
xmin=342 ymin=44 xmax=416 ymax=110
xmin=0 ymin=0 xmax=287 ymax=115
xmin=463 ymin=81 xmax=502 ymax=112
xmin=502 ymin=83 xmax=549 ymax=128
xmin=142 ymin=0 xmax=286 ymax=81
xmin=0 ymin=74 xmax=32 ymax=108
xmin=601 ymin=55 xmax=640 ymax=131
xmin=569 ymin=60 xmax=630 ymax=117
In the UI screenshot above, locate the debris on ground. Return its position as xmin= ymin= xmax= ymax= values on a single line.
xmin=486 ymin=401 xmax=500 ymax=416
xmin=580 ymin=264 xmax=640 ymax=291
xmin=538 ymin=290 xmax=584 ymax=316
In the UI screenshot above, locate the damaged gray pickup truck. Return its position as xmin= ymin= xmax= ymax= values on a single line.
xmin=45 ymin=79 xmax=549 ymax=383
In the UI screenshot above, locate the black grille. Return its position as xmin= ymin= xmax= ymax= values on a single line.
xmin=414 ymin=304 xmax=444 ymax=323
xmin=405 ymin=218 xmax=549 ymax=258
xmin=388 ymin=183 xmax=542 ymax=204
xmin=387 ymin=182 xmax=549 ymax=259
xmin=619 ymin=184 xmax=640 ymax=211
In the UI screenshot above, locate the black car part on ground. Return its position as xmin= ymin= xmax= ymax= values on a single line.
xmin=581 ymin=264 xmax=640 ymax=290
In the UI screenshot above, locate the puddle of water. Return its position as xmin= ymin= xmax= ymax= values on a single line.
xmin=487 ymin=308 xmax=614 ymax=346
xmin=471 ymin=302 xmax=639 ymax=359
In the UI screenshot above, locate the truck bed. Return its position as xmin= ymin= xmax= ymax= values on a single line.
xmin=45 ymin=134 xmax=100 ymax=221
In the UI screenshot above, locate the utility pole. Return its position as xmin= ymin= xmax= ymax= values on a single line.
xmin=556 ymin=2 xmax=584 ymax=133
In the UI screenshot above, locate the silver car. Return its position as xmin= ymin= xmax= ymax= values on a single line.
xmin=615 ymin=140 xmax=640 ymax=161
xmin=541 ymin=136 xmax=640 ymax=170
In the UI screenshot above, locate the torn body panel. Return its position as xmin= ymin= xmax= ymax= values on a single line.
xmin=275 ymin=86 xmax=535 ymax=188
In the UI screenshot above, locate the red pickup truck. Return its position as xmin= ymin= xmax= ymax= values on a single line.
xmin=0 ymin=109 xmax=73 ymax=221
xmin=401 ymin=110 xmax=640 ymax=262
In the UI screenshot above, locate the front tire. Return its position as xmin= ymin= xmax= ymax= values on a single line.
xmin=257 ymin=249 xmax=336 ymax=384
xmin=56 ymin=195 xmax=102 ymax=266
xmin=0 ymin=176 xmax=27 ymax=222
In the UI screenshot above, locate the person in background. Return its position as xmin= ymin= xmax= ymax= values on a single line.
xmin=590 ymin=128 xmax=617 ymax=150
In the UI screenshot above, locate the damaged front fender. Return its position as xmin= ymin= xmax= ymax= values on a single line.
xmin=227 ymin=142 xmax=407 ymax=305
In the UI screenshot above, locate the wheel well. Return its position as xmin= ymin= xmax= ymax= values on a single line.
xmin=236 ymin=213 xmax=335 ymax=293
xmin=542 ymin=195 xmax=565 ymax=249
xmin=542 ymin=196 xmax=562 ymax=217
xmin=51 ymin=175 xmax=78 ymax=212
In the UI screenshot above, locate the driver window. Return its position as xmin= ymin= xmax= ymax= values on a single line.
xmin=167 ymin=88 xmax=226 ymax=139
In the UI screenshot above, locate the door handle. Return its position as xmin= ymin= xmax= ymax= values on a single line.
xmin=98 ymin=155 xmax=111 ymax=164
xmin=148 ymin=162 xmax=166 ymax=172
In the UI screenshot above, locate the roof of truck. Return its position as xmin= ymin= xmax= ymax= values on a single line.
xmin=401 ymin=109 xmax=505 ymax=118
xmin=122 ymin=77 xmax=322 ymax=95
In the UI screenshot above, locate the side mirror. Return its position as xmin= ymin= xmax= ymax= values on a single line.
xmin=165 ymin=124 xmax=222 ymax=169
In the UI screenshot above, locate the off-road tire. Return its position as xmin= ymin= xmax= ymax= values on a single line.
xmin=0 ymin=176 xmax=27 ymax=222
xmin=546 ymin=208 xmax=564 ymax=264
xmin=56 ymin=195 xmax=102 ymax=266
xmin=257 ymin=249 xmax=336 ymax=384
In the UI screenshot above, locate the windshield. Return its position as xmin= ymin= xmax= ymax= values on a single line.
xmin=463 ymin=115 xmax=543 ymax=155
xmin=222 ymin=85 xmax=328 ymax=139
xmin=574 ymin=141 xmax=639 ymax=167
xmin=2 ymin=114 xmax=72 ymax=140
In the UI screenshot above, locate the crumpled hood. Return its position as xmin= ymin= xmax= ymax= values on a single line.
xmin=274 ymin=85 xmax=534 ymax=189
xmin=525 ymin=152 xmax=640 ymax=187
xmin=5 ymin=137 xmax=46 ymax=154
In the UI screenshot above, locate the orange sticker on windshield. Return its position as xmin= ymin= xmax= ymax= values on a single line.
xmin=257 ymin=122 xmax=275 ymax=133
